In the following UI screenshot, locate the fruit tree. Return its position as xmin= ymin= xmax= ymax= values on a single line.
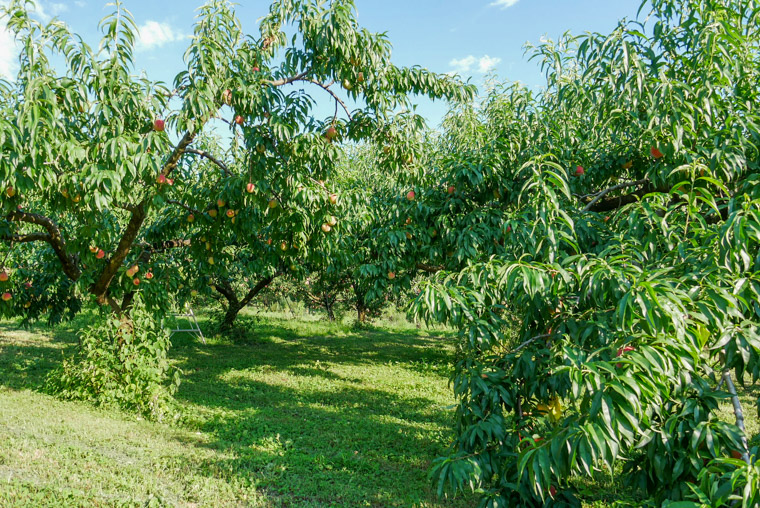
xmin=407 ymin=0 xmax=760 ymax=505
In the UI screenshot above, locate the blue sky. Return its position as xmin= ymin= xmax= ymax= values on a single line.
xmin=1 ymin=0 xmax=643 ymax=126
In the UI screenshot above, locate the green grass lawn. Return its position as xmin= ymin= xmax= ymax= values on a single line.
xmin=2 ymin=309 xmax=758 ymax=507
xmin=0 ymin=310 xmax=473 ymax=507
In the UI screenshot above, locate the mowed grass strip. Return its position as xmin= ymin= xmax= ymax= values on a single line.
xmin=0 ymin=312 xmax=473 ymax=507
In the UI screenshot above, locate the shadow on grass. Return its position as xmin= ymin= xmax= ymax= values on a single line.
xmin=1 ymin=314 xmax=468 ymax=506
xmin=0 ymin=322 xmax=80 ymax=391
xmin=168 ymin=316 xmax=467 ymax=506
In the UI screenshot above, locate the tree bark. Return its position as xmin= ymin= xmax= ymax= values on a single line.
xmin=325 ymin=299 xmax=336 ymax=321
xmin=213 ymin=275 xmax=277 ymax=329
xmin=353 ymin=284 xmax=368 ymax=323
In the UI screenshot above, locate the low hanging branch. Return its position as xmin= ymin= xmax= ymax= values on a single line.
xmin=416 ymin=262 xmax=445 ymax=273
xmin=1 ymin=232 xmax=51 ymax=243
xmin=582 ymin=179 xmax=649 ymax=212
xmin=586 ymin=182 xmax=670 ymax=213
xmin=5 ymin=210 xmax=81 ymax=281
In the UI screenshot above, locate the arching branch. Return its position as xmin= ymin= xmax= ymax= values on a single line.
xmin=185 ymin=148 xmax=233 ymax=176
xmin=5 ymin=211 xmax=81 ymax=281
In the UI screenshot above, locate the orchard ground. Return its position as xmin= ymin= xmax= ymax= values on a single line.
xmin=0 ymin=307 xmax=757 ymax=507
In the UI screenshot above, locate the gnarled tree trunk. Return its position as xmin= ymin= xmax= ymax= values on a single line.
xmin=213 ymin=275 xmax=277 ymax=329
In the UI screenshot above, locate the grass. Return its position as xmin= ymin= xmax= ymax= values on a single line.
xmin=1 ymin=307 xmax=758 ymax=507
xmin=0 ymin=309 xmax=473 ymax=507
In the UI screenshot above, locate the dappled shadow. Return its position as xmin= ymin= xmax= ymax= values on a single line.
xmin=168 ymin=317 xmax=469 ymax=506
xmin=0 ymin=315 xmax=469 ymax=506
xmin=0 ymin=322 xmax=78 ymax=391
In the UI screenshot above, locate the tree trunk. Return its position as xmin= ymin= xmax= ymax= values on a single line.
xmin=326 ymin=303 xmax=336 ymax=321
xmin=357 ymin=303 xmax=367 ymax=323
xmin=221 ymin=304 xmax=242 ymax=330
xmin=353 ymin=284 xmax=368 ymax=323
xmin=213 ymin=275 xmax=277 ymax=329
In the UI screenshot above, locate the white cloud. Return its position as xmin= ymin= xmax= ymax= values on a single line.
xmin=490 ymin=0 xmax=520 ymax=9
xmin=449 ymin=55 xmax=477 ymax=74
xmin=478 ymin=55 xmax=501 ymax=72
xmin=448 ymin=55 xmax=501 ymax=75
xmin=135 ymin=20 xmax=186 ymax=51
xmin=74 ymin=1 xmax=85 ymax=7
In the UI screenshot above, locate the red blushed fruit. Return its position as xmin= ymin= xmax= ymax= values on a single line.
xmin=447 ymin=185 xmax=455 ymax=194
xmin=1 ymin=292 xmax=11 ymax=302
xmin=235 ymin=115 xmax=244 ymax=125
xmin=616 ymin=345 xmax=635 ymax=368
xmin=731 ymin=450 xmax=744 ymax=460
xmin=252 ymin=66 xmax=260 ymax=72
xmin=575 ymin=165 xmax=585 ymax=176
xmin=324 ymin=126 xmax=338 ymax=141
xmin=246 ymin=182 xmax=255 ymax=193
xmin=406 ymin=190 xmax=415 ymax=201
xmin=226 ymin=209 xmax=235 ymax=218
xmin=157 ymin=174 xmax=167 ymax=185
xmin=506 ymin=225 xmax=512 ymax=233
xmin=549 ymin=486 xmax=557 ymax=497
xmin=145 ymin=272 xmax=154 ymax=280
xmin=0 ymin=270 xmax=8 ymax=282
xmin=153 ymin=118 xmax=165 ymax=132
xmin=133 ymin=278 xmax=140 ymax=286
xmin=167 ymin=178 xmax=174 ymax=186
xmin=96 ymin=249 xmax=105 ymax=259
xmin=651 ymin=147 xmax=664 ymax=159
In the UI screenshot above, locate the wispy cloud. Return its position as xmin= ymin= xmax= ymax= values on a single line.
xmin=489 ymin=0 xmax=520 ymax=9
xmin=449 ymin=55 xmax=477 ymax=74
xmin=478 ymin=55 xmax=501 ymax=72
xmin=449 ymin=54 xmax=501 ymax=75
xmin=136 ymin=20 xmax=187 ymax=51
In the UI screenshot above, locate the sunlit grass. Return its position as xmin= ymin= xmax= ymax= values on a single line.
xmin=0 ymin=310 xmax=472 ymax=507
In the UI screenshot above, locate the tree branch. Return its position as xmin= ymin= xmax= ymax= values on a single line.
xmin=582 ymin=179 xmax=649 ymax=212
xmin=240 ymin=274 xmax=279 ymax=308
xmin=300 ymin=78 xmax=353 ymax=121
xmin=512 ymin=333 xmax=553 ymax=354
xmin=0 ymin=232 xmax=51 ymax=243
xmin=211 ymin=279 xmax=240 ymax=308
xmin=416 ymin=262 xmax=445 ymax=273
xmin=265 ymin=70 xmax=310 ymax=87
xmin=6 ymin=211 xmax=81 ymax=281
xmin=586 ymin=182 xmax=669 ymax=213
xmin=185 ymin=148 xmax=233 ymax=177
xmin=90 ymin=130 xmax=199 ymax=305
xmin=167 ymin=200 xmax=203 ymax=216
